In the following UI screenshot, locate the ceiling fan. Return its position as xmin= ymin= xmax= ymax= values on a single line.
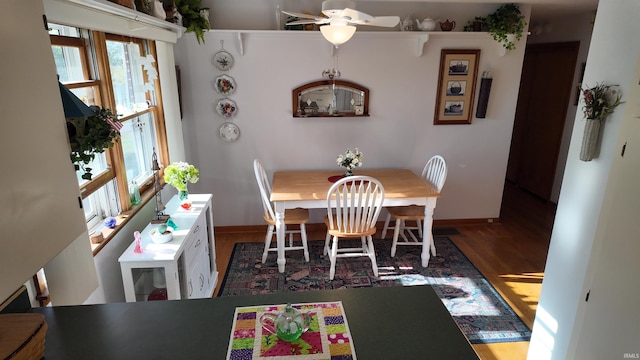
xmin=282 ymin=0 xmax=400 ymax=47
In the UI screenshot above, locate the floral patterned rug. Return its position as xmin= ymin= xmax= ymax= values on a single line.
xmin=218 ymin=237 xmax=531 ymax=344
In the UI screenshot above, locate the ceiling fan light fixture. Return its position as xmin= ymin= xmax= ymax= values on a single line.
xmin=320 ymin=24 xmax=356 ymax=47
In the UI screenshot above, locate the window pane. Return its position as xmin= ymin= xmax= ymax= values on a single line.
xmin=69 ymin=86 xmax=100 ymax=107
xmin=83 ymin=178 xmax=120 ymax=229
xmin=76 ymin=153 xmax=108 ymax=186
xmin=49 ymin=24 xmax=80 ymax=37
xmin=121 ymin=112 xmax=158 ymax=184
xmin=106 ymin=41 xmax=149 ymax=117
xmin=52 ymin=46 xmax=85 ymax=82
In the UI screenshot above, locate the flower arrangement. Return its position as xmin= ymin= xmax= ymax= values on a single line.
xmin=581 ymin=83 xmax=623 ymax=121
xmin=337 ymin=148 xmax=363 ymax=176
xmin=163 ymin=162 xmax=200 ymax=192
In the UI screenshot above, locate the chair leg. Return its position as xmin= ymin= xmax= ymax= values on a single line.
xmin=416 ymin=219 xmax=423 ymax=238
xmin=430 ymin=233 xmax=437 ymax=256
xmin=288 ymin=230 xmax=293 ymax=248
xmin=300 ymin=223 xmax=309 ymax=262
xmin=323 ymin=231 xmax=331 ymax=256
xmin=366 ymin=235 xmax=379 ymax=277
xmin=329 ymin=236 xmax=338 ymax=280
xmin=381 ymin=213 xmax=392 ymax=239
xmin=391 ymin=219 xmax=402 ymax=257
xmin=262 ymin=224 xmax=274 ymax=263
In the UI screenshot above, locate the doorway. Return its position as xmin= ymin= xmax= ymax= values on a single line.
xmin=506 ymin=41 xmax=580 ymax=201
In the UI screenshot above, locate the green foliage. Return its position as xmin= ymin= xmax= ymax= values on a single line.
xmin=67 ymin=106 xmax=120 ymax=180
xmin=163 ymin=162 xmax=199 ymax=191
xmin=174 ymin=0 xmax=210 ymax=44
xmin=486 ymin=3 xmax=526 ymax=51
xmin=581 ymin=83 xmax=624 ymax=120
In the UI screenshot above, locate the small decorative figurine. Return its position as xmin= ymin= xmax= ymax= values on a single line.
xmin=133 ymin=231 xmax=143 ymax=254
xmin=104 ymin=216 xmax=117 ymax=229
xmin=166 ymin=218 xmax=178 ymax=230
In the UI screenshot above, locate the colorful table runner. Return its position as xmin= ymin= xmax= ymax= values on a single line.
xmin=226 ymin=301 xmax=356 ymax=360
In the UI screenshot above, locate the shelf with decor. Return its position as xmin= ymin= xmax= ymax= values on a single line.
xmin=48 ymin=0 xmax=184 ymax=38
xmin=208 ymin=29 xmax=493 ymax=57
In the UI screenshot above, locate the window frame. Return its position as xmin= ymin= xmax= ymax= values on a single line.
xmin=49 ymin=26 xmax=170 ymax=255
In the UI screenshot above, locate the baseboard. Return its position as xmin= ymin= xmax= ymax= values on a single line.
xmin=214 ymin=218 xmax=500 ymax=234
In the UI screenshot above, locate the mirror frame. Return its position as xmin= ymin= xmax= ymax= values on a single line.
xmin=292 ymin=80 xmax=369 ymax=117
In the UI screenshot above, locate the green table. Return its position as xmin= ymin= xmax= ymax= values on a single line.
xmin=34 ymin=285 xmax=479 ymax=359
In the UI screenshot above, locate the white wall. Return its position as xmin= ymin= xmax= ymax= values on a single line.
xmin=528 ymin=1 xmax=640 ymax=359
xmin=527 ymin=11 xmax=594 ymax=203
xmin=174 ymin=5 xmax=530 ymax=226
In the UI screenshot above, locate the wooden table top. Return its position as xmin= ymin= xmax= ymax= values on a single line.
xmin=271 ymin=169 xmax=440 ymax=202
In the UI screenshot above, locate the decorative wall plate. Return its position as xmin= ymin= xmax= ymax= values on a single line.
xmin=219 ymin=122 xmax=240 ymax=142
xmin=216 ymin=98 xmax=237 ymax=118
xmin=213 ymin=50 xmax=233 ymax=71
xmin=214 ymin=74 xmax=236 ymax=95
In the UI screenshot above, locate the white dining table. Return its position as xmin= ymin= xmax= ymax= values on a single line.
xmin=270 ymin=169 xmax=441 ymax=273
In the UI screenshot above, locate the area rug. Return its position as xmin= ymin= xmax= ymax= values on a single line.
xmin=218 ymin=237 xmax=531 ymax=344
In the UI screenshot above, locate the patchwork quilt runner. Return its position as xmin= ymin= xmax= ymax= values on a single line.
xmin=226 ymin=302 xmax=356 ymax=360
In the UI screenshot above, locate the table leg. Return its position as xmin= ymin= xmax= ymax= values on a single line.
xmin=421 ymin=198 xmax=436 ymax=267
xmin=274 ymin=202 xmax=286 ymax=273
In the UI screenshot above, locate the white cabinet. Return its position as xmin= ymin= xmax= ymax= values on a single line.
xmin=118 ymin=194 xmax=217 ymax=302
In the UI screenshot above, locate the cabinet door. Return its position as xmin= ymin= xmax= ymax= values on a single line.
xmin=182 ymin=213 xmax=207 ymax=267
xmin=185 ymin=247 xmax=211 ymax=299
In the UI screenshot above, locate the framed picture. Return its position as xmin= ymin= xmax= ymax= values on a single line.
xmin=434 ymin=49 xmax=481 ymax=124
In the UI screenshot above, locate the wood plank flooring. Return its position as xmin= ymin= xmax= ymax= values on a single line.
xmin=212 ymin=182 xmax=555 ymax=360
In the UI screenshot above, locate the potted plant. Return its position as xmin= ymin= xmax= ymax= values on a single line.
xmin=486 ymin=3 xmax=526 ymax=51
xmin=67 ymin=106 xmax=122 ymax=180
xmin=173 ymin=0 xmax=210 ymax=44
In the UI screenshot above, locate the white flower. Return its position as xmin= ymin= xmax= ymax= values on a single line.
xmin=337 ymin=148 xmax=363 ymax=170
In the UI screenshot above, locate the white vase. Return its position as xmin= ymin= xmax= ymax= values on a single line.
xmin=580 ymin=118 xmax=602 ymax=162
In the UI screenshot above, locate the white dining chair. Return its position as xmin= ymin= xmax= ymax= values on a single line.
xmin=381 ymin=155 xmax=447 ymax=257
xmin=253 ymin=159 xmax=309 ymax=263
xmin=324 ymin=176 xmax=385 ymax=280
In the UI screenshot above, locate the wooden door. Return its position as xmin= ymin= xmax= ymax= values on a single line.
xmin=507 ymin=42 xmax=579 ymax=200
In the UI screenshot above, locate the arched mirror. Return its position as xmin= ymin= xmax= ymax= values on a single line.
xmin=292 ymin=80 xmax=369 ymax=117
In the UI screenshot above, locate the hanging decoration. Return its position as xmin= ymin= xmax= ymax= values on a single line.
xmin=213 ymin=40 xmax=234 ymax=71
xmin=579 ymin=83 xmax=624 ymax=161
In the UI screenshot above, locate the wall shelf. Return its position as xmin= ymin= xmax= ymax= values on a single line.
xmin=209 ymin=29 xmax=493 ymax=57
xmin=52 ymin=0 xmax=184 ymax=38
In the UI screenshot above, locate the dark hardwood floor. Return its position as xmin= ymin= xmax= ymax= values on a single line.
xmin=212 ymin=181 xmax=555 ymax=360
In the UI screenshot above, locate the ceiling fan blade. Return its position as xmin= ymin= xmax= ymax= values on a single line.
xmin=281 ymin=10 xmax=322 ymax=20
xmin=341 ymin=8 xmax=374 ymax=22
xmin=356 ymin=16 xmax=400 ymax=27
xmin=286 ymin=19 xmax=323 ymax=26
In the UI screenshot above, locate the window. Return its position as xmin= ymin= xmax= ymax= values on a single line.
xmin=104 ymin=36 xmax=160 ymax=189
xmin=49 ymin=24 xmax=169 ymax=253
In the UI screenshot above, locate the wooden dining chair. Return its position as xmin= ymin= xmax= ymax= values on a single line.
xmin=324 ymin=176 xmax=385 ymax=280
xmin=381 ymin=155 xmax=447 ymax=257
xmin=253 ymin=159 xmax=309 ymax=263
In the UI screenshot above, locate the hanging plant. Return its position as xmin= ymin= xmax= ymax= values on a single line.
xmin=173 ymin=0 xmax=211 ymax=45
xmin=67 ymin=106 xmax=122 ymax=180
xmin=486 ymin=3 xmax=527 ymax=51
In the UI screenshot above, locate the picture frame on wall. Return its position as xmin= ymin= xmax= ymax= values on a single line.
xmin=434 ymin=49 xmax=481 ymax=125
